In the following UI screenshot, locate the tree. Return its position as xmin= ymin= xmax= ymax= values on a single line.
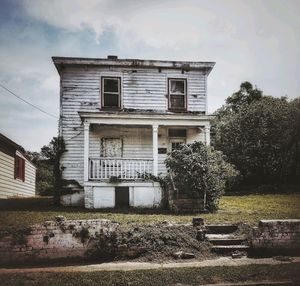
xmin=26 ymin=136 xmax=66 ymax=201
xmin=213 ymin=82 xmax=300 ymax=187
xmin=165 ymin=141 xmax=238 ymax=212
xmin=225 ymin=81 xmax=262 ymax=112
xmin=25 ymin=151 xmax=54 ymax=196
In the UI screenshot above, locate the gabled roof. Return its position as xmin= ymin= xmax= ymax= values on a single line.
xmin=52 ymin=56 xmax=215 ymax=75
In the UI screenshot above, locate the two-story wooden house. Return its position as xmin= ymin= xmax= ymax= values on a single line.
xmin=53 ymin=56 xmax=215 ymax=209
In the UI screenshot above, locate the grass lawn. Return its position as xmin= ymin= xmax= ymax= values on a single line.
xmin=0 ymin=263 xmax=299 ymax=286
xmin=0 ymin=194 xmax=299 ymax=232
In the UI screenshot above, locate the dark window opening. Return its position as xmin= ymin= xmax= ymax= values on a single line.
xmin=102 ymin=77 xmax=121 ymax=108
xmin=15 ymin=155 xmax=25 ymax=181
xmin=168 ymin=79 xmax=187 ymax=110
xmin=168 ymin=128 xmax=187 ymax=138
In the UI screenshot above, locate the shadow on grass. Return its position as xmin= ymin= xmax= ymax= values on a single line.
xmin=0 ymin=197 xmax=196 ymax=217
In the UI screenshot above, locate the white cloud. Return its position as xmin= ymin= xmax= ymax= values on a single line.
xmin=0 ymin=0 xmax=299 ymax=150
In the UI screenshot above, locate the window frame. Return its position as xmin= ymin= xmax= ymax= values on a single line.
xmin=101 ymin=76 xmax=122 ymax=109
xmin=168 ymin=78 xmax=187 ymax=111
xmin=14 ymin=154 xmax=25 ymax=181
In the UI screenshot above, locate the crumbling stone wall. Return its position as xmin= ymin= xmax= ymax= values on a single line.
xmin=0 ymin=218 xmax=119 ymax=265
xmin=251 ymin=219 xmax=300 ymax=251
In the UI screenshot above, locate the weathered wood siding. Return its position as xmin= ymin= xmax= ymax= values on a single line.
xmin=0 ymin=151 xmax=36 ymax=198
xmin=60 ymin=66 xmax=207 ymax=184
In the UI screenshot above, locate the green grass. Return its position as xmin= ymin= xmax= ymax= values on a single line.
xmin=0 ymin=263 xmax=299 ymax=286
xmin=0 ymin=194 xmax=300 ymax=232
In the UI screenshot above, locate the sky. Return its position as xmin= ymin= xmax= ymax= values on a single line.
xmin=0 ymin=0 xmax=299 ymax=151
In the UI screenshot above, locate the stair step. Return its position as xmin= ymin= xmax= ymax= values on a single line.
xmin=205 ymin=224 xmax=238 ymax=234
xmin=211 ymin=245 xmax=250 ymax=253
xmin=206 ymin=234 xmax=245 ymax=239
xmin=208 ymin=237 xmax=247 ymax=245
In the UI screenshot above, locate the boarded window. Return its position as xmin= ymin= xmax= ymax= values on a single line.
xmin=168 ymin=128 xmax=187 ymax=138
xmin=102 ymin=77 xmax=121 ymax=108
xmin=168 ymin=79 xmax=186 ymax=110
xmin=101 ymin=138 xmax=123 ymax=158
xmin=15 ymin=155 xmax=25 ymax=181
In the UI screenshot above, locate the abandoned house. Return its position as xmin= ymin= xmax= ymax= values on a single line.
xmin=52 ymin=56 xmax=215 ymax=209
xmin=0 ymin=133 xmax=36 ymax=198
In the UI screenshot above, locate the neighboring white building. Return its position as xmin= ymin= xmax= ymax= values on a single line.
xmin=0 ymin=133 xmax=36 ymax=198
xmin=53 ymin=56 xmax=215 ymax=209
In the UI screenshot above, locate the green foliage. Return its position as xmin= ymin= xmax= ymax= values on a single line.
xmin=25 ymin=152 xmax=54 ymax=196
xmin=213 ymin=82 xmax=300 ymax=187
xmin=225 ymin=81 xmax=263 ymax=112
xmin=165 ymin=141 xmax=238 ymax=212
xmin=26 ymin=137 xmax=66 ymax=199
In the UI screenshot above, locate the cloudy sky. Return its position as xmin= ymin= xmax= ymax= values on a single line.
xmin=0 ymin=0 xmax=299 ymax=151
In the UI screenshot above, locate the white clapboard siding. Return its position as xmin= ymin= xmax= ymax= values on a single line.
xmin=0 ymin=151 xmax=36 ymax=198
xmin=60 ymin=65 xmax=207 ymax=184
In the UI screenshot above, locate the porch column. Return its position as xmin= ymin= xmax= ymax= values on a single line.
xmin=84 ymin=121 xmax=90 ymax=182
xmin=152 ymin=124 xmax=159 ymax=176
xmin=205 ymin=125 xmax=211 ymax=146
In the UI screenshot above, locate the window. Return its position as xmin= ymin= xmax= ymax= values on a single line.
xmin=101 ymin=77 xmax=121 ymax=108
xmin=170 ymin=139 xmax=186 ymax=152
xmin=101 ymin=138 xmax=123 ymax=157
xmin=168 ymin=79 xmax=187 ymax=110
xmin=14 ymin=155 xmax=25 ymax=181
xmin=168 ymin=128 xmax=187 ymax=138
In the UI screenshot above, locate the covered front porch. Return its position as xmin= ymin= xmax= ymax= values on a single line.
xmin=81 ymin=112 xmax=211 ymax=183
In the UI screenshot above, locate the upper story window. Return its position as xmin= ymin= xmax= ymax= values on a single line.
xmin=15 ymin=155 xmax=25 ymax=181
xmin=101 ymin=77 xmax=121 ymax=109
xmin=168 ymin=79 xmax=187 ymax=111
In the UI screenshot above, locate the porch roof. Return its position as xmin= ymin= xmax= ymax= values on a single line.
xmin=78 ymin=111 xmax=213 ymax=127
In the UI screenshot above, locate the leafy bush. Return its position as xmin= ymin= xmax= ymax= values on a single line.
xmin=165 ymin=141 xmax=238 ymax=212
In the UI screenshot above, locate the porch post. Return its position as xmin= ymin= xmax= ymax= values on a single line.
xmin=84 ymin=121 xmax=90 ymax=182
xmin=205 ymin=124 xmax=211 ymax=146
xmin=152 ymin=124 xmax=159 ymax=176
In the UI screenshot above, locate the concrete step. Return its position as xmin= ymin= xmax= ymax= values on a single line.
xmin=211 ymin=245 xmax=250 ymax=254
xmin=208 ymin=237 xmax=247 ymax=246
xmin=205 ymin=224 xmax=238 ymax=234
xmin=206 ymin=234 xmax=244 ymax=239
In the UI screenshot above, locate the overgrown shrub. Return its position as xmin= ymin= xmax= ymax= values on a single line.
xmin=165 ymin=141 xmax=238 ymax=212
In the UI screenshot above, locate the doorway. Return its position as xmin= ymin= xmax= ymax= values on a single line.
xmin=115 ymin=187 xmax=129 ymax=208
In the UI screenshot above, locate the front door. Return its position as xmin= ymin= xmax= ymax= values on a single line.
xmin=115 ymin=187 xmax=129 ymax=208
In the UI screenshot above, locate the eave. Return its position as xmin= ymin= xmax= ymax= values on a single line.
xmin=52 ymin=56 xmax=215 ymax=75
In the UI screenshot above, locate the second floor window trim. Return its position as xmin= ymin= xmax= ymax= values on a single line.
xmin=101 ymin=76 xmax=121 ymax=109
xmin=168 ymin=78 xmax=187 ymax=111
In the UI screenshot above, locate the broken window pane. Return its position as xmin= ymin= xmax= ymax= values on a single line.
xmin=104 ymin=78 xmax=119 ymax=93
xmin=170 ymin=80 xmax=184 ymax=94
xmin=169 ymin=79 xmax=186 ymax=109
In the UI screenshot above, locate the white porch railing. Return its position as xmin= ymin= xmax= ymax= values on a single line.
xmin=89 ymin=158 xmax=153 ymax=180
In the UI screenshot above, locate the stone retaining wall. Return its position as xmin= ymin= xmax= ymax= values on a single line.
xmin=0 ymin=218 xmax=119 ymax=265
xmin=251 ymin=219 xmax=300 ymax=252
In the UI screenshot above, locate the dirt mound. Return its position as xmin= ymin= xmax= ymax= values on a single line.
xmin=90 ymin=222 xmax=215 ymax=262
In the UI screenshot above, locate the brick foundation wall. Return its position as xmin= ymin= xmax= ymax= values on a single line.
xmin=251 ymin=219 xmax=300 ymax=251
xmin=0 ymin=218 xmax=119 ymax=265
